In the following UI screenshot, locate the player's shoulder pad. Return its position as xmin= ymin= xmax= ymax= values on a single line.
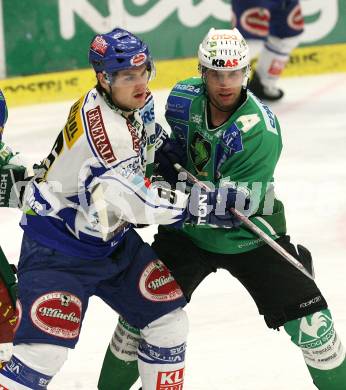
xmin=171 ymin=77 xmax=204 ymax=97
xmin=166 ymin=78 xmax=204 ymax=122
xmin=62 ymin=92 xmax=89 ymax=150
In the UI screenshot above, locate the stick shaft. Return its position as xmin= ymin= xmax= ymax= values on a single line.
xmin=174 ymin=163 xmax=315 ymax=280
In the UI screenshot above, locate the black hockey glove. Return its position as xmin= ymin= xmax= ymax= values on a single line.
xmin=186 ymin=185 xmax=250 ymax=228
xmin=154 ymin=124 xmax=186 ymax=186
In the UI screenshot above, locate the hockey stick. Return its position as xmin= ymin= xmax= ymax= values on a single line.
xmin=174 ymin=163 xmax=315 ymax=281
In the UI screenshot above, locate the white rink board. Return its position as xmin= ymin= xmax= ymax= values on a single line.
xmin=1 ymin=73 xmax=346 ymax=389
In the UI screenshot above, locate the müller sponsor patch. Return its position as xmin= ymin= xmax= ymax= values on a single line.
xmin=30 ymin=292 xmax=82 ymax=339
xmin=139 ymin=260 xmax=183 ymax=302
xmin=86 ymin=106 xmax=117 ymax=165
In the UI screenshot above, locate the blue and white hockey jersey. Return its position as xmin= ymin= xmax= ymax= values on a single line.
xmin=20 ymin=88 xmax=187 ymax=259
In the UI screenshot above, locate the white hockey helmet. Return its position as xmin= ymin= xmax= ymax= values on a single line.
xmin=198 ymin=28 xmax=250 ymax=87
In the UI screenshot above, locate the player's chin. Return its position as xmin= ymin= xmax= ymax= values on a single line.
xmin=216 ymin=95 xmax=237 ymax=110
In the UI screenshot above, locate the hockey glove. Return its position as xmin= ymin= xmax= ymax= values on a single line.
xmin=186 ymin=185 xmax=250 ymax=228
xmin=0 ymin=141 xmax=13 ymax=167
xmin=154 ymin=124 xmax=186 ymax=186
xmin=0 ymin=142 xmax=28 ymax=208
xmin=0 ymin=165 xmax=28 ymax=208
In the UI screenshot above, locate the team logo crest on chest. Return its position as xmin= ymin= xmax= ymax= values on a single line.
xmin=189 ymin=132 xmax=211 ymax=176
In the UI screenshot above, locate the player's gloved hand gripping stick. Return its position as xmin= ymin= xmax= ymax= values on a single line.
xmin=174 ymin=163 xmax=315 ymax=281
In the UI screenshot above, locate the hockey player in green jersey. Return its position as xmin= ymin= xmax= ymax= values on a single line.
xmin=0 ymin=90 xmax=20 ymax=365
xmin=98 ymin=28 xmax=346 ymax=389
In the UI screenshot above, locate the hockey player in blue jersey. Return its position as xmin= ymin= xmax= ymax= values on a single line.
xmin=231 ymin=0 xmax=304 ymax=100
xmin=0 ymin=28 xmax=190 ymax=389
xmin=0 ymin=28 xmax=241 ymax=389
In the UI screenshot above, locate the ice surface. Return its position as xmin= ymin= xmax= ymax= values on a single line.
xmin=1 ymin=73 xmax=346 ymax=389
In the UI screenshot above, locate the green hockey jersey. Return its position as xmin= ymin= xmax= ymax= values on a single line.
xmin=164 ymin=77 xmax=287 ymax=254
